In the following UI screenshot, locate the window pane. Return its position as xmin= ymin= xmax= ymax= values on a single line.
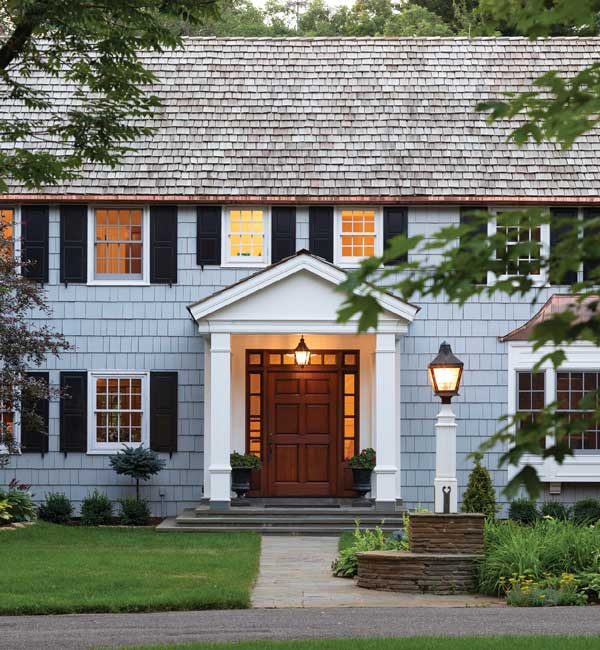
xmin=229 ymin=209 xmax=264 ymax=258
xmin=249 ymin=374 xmax=261 ymax=394
xmin=94 ymin=375 xmax=143 ymax=448
xmin=557 ymin=371 xmax=600 ymax=450
xmin=340 ymin=209 xmax=376 ymax=259
xmin=95 ymin=208 xmax=144 ymax=277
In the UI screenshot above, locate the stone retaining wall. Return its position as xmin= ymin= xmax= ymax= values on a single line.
xmin=356 ymin=551 xmax=479 ymax=595
xmin=409 ymin=513 xmax=485 ymax=554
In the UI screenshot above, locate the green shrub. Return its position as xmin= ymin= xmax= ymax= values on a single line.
xmin=348 ymin=448 xmax=376 ymax=470
xmin=508 ymin=498 xmax=539 ymax=524
xmin=540 ymin=501 xmax=571 ymax=521
xmin=230 ymin=451 xmax=262 ymax=470
xmin=332 ymin=524 xmax=406 ymax=578
xmin=38 ymin=492 xmax=73 ymax=524
xmin=80 ymin=491 xmax=113 ymax=526
xmin=0 ymin=498 xmax=11 ymax=524
xmin=109 ymin=445 xmax=166 ymax=500
xmin=118 ymin=497 xmax=151 ymax=525
xmin=478 ymin=518 xmax=600 ymax=595
xmin=572 ymin=498 xmax=600 ymax=525
xmin=3 ymin=489 xmax=36 ymax=522
xmin=461 ymin=452 xmax=497 ymax=519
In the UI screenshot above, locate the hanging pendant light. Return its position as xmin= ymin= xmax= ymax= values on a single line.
xmin=294 ymin=336 xmax=311 ymax=366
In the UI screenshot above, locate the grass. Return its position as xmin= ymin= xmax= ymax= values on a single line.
xmin=124 ymin=637 xmax=600 ymax=650
xmin=0 ymin=522 xmax=260 ymax=615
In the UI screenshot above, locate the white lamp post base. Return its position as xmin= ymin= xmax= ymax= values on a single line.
xmin=434 ymin=402 xmax=458 ymax=513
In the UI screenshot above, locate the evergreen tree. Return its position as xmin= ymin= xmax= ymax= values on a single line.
xmin=461 ymin=452 xmax=497 ymax=519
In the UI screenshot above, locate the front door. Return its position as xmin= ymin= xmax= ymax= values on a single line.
xmin=267 ymin=371 xmax=338 ymax=497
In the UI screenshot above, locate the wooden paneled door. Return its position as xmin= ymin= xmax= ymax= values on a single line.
xmin=266 ymin=371 xmax=338 ymax=497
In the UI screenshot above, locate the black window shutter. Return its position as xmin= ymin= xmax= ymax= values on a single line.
xmin=59 ymin=372 xmax=87 ymax=453
xmin=22 ymin=205 xmax=49 ymax=282
xmin=60 ymin=204 xmax=87 ymax=284
xmin=583 ymin=208 xmax=600 ymax=282
xmin=550 ymin=208 xmax=579 ymax=285
xmin=309 ymin=206 xmax=333 ymax=262
xmin=460 ymin=207 xmax=489 ymax=285
xmin=150 ymin=372 xmax=178 ymax=454
xmin=271 ymin=206 xmax=296 ymax=263
xmin=20 ymin=372 xmax=49 ymax=455
xmin=150 ymin=205 xmax=178 ymax=284
xmin=197 ymin=206 xmax=221 ymax=266
xmin=383 ymin=207 xmax=408 ymax=265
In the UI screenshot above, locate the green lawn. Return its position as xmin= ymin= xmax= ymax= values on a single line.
xmin=0 ymin=522 xmax=260 ymax=615
xmin=125 ymin=638 xmax=600 ymax=650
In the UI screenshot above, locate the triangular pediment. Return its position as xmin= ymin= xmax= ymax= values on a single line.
xmin=187 ymin=251 xmax=418 ymax=330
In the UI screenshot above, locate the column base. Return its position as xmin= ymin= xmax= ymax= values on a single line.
xmin=434 ymin=477 xmax=458 ymax=513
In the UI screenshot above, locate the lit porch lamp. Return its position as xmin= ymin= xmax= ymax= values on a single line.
xmin=294 ymin=336 xmax=311 ymax=366
xmin=428 ymin=342 xmax=464 ymax=514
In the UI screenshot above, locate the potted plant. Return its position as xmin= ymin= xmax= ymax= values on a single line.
xmin=349 ymin=447 xmax=376 ymax=499
xmin=230 ymin=451 xmax=262 ymax=501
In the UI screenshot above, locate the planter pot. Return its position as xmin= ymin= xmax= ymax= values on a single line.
xmin=352 ymin=467 xmax=373 ymax=498
xmin=231 ymin=467 xmax=253 ymax=500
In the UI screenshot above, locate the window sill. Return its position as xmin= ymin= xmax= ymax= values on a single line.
xmin=220 ymin=261 xmax=270 ymax=269
xmin=87 ymin=443 xmax=146 ymax=455
xmin=87 ymin=280 xmax=150 ymax=287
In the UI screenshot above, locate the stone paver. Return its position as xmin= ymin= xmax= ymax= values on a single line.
xmin=251 ymin=535 xmax=500 ymax=608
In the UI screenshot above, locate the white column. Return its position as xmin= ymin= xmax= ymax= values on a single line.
xmin=202 ymin=336 xmax=211 ymax=500
xmin=208 ymin=332 xmax=232 ymax=509
xmin=373 ymin=333 xmax=399 ymax=508
xmin=434 ymin=402 xmax=458 ymax=513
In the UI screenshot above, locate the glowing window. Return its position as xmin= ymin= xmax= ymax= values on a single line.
xmin=343 ymin=372 xmax=358 ymax=461
xmin=247 ymin=372 xmax=263 ymax=459
xmin=95 ymin=208 xmax=143 ymax=278
xmin=0 ymin=399 xmax=14 ymax=444
xmin=340 ymin=209 xmax=376 ymax=260
xmin=228 ymin=209 xmax=265 ymax=261
xmin=0 ymin=208 xmax=14 ymax=257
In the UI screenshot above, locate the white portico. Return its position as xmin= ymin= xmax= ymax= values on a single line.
xmin=187 ymin=251 xmax=418 ymax=509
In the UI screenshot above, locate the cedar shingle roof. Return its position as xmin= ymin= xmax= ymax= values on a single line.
xmin=4 ymin=37 xmax=600 ymax=200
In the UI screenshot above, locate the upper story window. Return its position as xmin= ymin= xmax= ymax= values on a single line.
xmin=89 ymin=372 xmax=148 ymax=453
xmin=91 ymin=207 xmax=149 ymax=284
xmin=223 ymin=207 xmax=270 ymax=266
xmin=489 ymin=209 xmax=550 ymax=286
xmin=334 ymin=207 xmax=383 ymax=266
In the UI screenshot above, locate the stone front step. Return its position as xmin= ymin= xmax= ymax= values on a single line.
xmin=156 ymin=508 xmax=405 ymax=534
xmin=156 ymin=517 xmax=403 ymax=535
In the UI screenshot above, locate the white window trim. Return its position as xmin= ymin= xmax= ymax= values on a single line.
xmin=221 ymin=206 xmax=271 ymax=268
xmin=488 ymin=208 xmax=550 ymax=287
xmin=87 ymin=370 xmax=150 ymax=455
xmin=333 ymin=206 xmax=383 ymax=268
xmin=87 ymin=205 xmax=150 ymax=286
xmin=508 ymin=341 xmax=600 ymax=484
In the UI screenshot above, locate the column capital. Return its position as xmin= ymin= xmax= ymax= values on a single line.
xmin=210 ymin=332 xmax=231 ymax=352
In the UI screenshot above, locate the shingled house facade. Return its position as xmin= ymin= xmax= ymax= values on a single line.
xmin=2 ymin=37 xmax=600 ymax=515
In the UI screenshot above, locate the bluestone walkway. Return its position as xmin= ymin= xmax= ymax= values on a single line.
xmin=251 ymin=535 xmax=500 ymax=608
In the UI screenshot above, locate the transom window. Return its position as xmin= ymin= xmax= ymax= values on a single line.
xmin=94 ymin=208 xmax=144 ymax=280
xmin=89 ymin=373 xmax=148 ymax=452
xmin=334 ymin=207 xmax=382 ymax=265
xmin=224 ymin=208 xmax=268 ymax=265
xmin=557 ymin=371 xmax=600 ymax=450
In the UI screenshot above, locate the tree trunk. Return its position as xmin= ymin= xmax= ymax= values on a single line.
xmin=136 ymin=478 xmax=140 ymax=501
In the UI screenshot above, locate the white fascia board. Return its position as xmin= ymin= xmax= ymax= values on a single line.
xmin=188 ymin=253 xmax=418 ymax=324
